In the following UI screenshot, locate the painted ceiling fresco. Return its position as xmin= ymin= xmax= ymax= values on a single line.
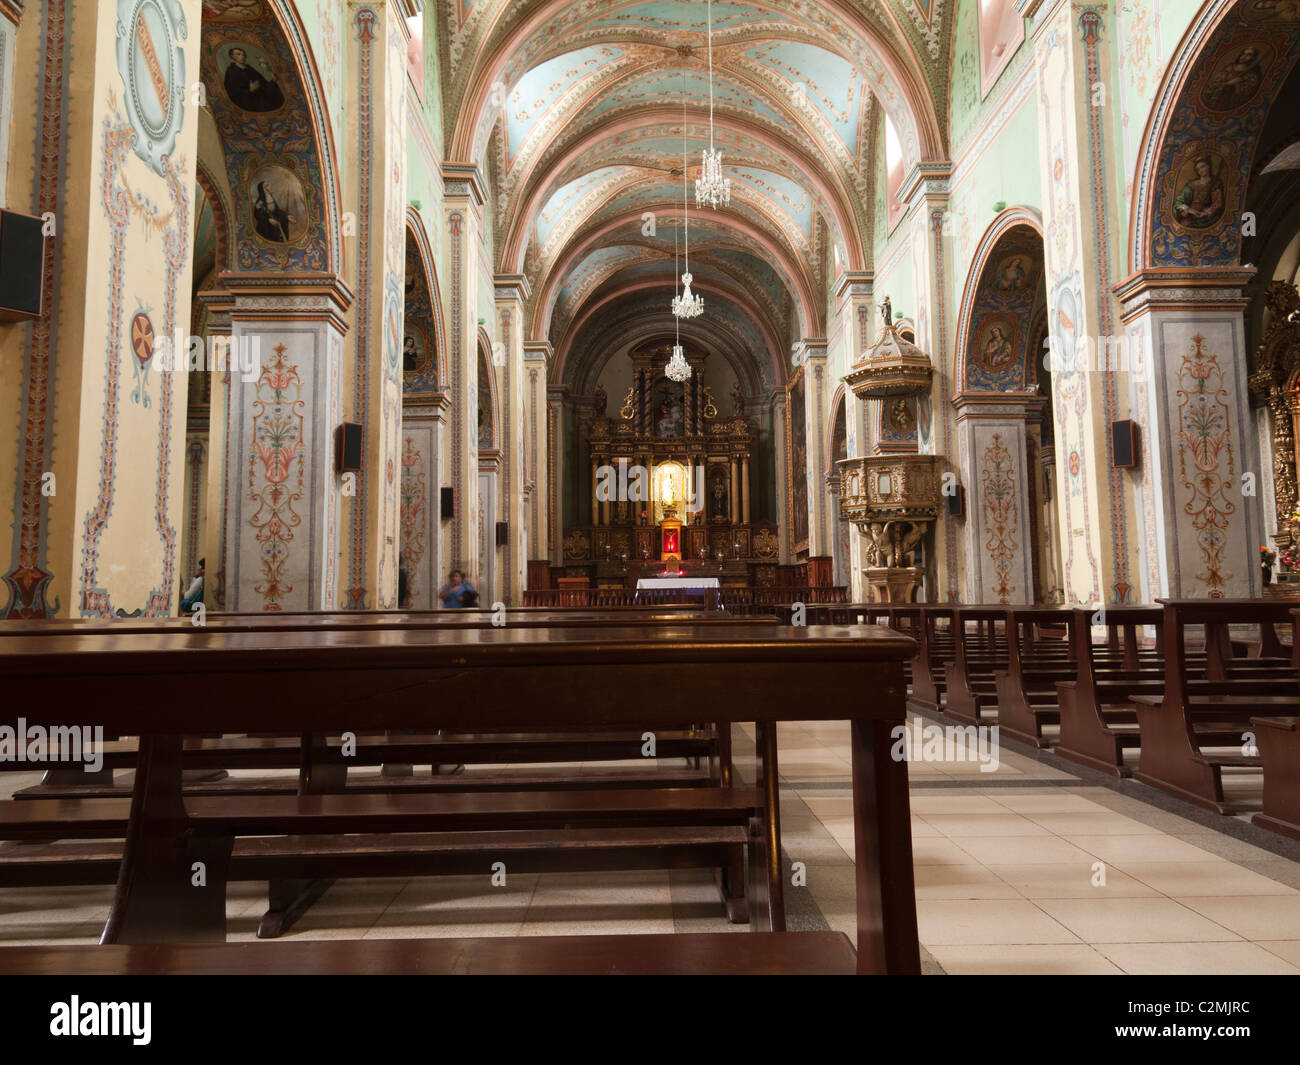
xmin=436 ymin=0 xmax=957 ymax=391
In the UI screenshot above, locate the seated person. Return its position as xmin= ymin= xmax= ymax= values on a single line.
xmin=439 ymin=569 xmax=478 ymax=609
xmin=180 ymin=558 xmax=205 ymax=613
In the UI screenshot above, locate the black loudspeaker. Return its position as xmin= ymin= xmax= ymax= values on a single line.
xmin=946 ymin=484 xmax=966 ymax=520
xmin=440 ymin=486 xmax=454 ymax=519
xmin=335 ymin=422 xmax=363 ymax=473
xmin=1111 ymin=419 xmax=1139 ymax=468
xmin=0 ymin=210 xmax=46 ymax=321
xmin=496 ymin=522 xmax=508 ymax=547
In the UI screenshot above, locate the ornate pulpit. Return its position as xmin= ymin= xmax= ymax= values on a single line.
xmin=840 ymin=298 xmax=939 ymax=602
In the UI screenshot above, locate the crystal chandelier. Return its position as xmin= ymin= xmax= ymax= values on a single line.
xmin=665 ymin=343 xmax=692 ymax=382
xmin=671 ymin=74 xmax=703 ymax=321
xmin=695 ymin=0 xmax=730 ymax=209
xmin=672 ymin=271 xmax=703 ymax=318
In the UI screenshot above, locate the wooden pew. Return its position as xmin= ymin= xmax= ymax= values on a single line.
xmin=0 ymin=621 xmax=920 ymax=974
xmin=941 ymin=608 xmax=1017 ymax=727
xmin=0 ymin=608 xmax=765 ymax=929
xmin=993 ymin=607 xmax=1077 ymax=747
xmin=906 ymin=606 xmax=954 ymax=713
xmin=0 ymin=932 xmax=859 ymax=975
xmin=1132 ymin=600 xmax=1300 ymax=813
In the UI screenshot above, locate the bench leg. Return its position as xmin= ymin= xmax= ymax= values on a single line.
xmin=101 ymin=734 xmax=233 ymax=944
xmin=259 ymin=877 xmax=337 ymax=938
xmin=714 ymin=844 xmax=748 ymax=924
xmin=753 ymin=721 xmax=786 ymax=932
xmin=850 ymin=718 xmax=920 ymax=974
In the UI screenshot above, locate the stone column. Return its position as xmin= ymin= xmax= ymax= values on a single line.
xmin=1034 ymin=6 xmax=1137 ymax=605
xmin=953 ymin=396 xmax=1036 ymax=605
xmin=523 ymin=342 xmax=552 ymax=576
xmin=0 ymin=0 xmax=204 ymax=618
xmin=833 ymin=273 xmax=875 ymax=601
xmin=494 ymin=275 xmax=528 ymax=604
xmin=220 ymin=278 xmax=351 ymax=612
xmin=441 ymin=162 xmax=486 ymax=584
xmin=339 ymin=5 xmax=410 ymax=609
xmin=1114 ymin=268 xmax=1260 ymax=599
xmin=798 ymin=339 xmax=830 ymax=555
xmin=548 ymin=388 xmax=565 ymax=564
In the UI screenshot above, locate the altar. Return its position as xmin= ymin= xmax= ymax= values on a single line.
xmin=633 ymin=575 xmax=720 ymax=604
xmin=635 ymin=577 xmax=721 ymax=591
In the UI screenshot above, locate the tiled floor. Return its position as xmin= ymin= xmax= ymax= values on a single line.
xmin=3 ymin=716 xmax=1300 ymax=974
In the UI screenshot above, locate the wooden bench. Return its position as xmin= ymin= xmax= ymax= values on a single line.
xmin=906 ymin=606 xmax=955 ymax=713
xmin=1132 ymin=600 xmax=1300 ymax=813
xmin=0 ymin=621 xmax=920 ymax=973
xmin=0 ymin=931 xmax=859 ymax=975
xmin=0 ymin=609 xmax=768 ymax=928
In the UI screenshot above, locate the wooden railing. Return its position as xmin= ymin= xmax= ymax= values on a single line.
xmin=520 ymin=586 xmax=848 ymax=611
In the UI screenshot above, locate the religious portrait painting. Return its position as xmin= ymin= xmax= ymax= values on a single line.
xmin=1245 ymin=0 xmax=1300 ymax=22
xmin=217 ymin=41 xmax=285 ymax=113
xmin=651 ymin=378 xmax=684 ymax=438
xmin=973 ymin=317 xmax=1018 ymax=374
xmin=403 ymin=334 xmax=423 ymax=374
xmin=247 ymin=164 xmax=306 ymax=244
xmin=990 ymin=253 xmax=1034 ymax=293
xmin=1170 ymin=151 xmax=1227 ymax=231
xmin=202 ymin=0 xmax=266 ymax=22
xmin=1199 ymin=42 xmax=1273 ymax=112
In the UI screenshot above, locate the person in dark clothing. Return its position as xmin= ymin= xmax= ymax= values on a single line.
xmin=224 ymin=47 xmax=284 ymax=112
xmin=254 ymin=182 xmax=292 ymax=243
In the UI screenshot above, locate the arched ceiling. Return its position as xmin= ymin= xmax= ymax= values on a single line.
xmin=435 ymin=0 xmax=955 ymax=391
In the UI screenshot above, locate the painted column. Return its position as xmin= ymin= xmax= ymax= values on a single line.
xmin=494 ymin=275 xmax=528 ymax=604
xmin=0 ymin=0 xmax=203 ymax=618
xmin=1114 ymin=268 xmax=1260 ymax=599
xmin=197 ymin=290 xmax=233 ymax=611
xmin=953 ymin=396 xmax=1036 ymax=605
xmin=523 ymin=341 xmax=552 ymax=577
xmin=220 ymin=278 xmax=350 ymax=612
xmin=907 ymin=170 xmax=953 ymax=604
xmin=548 ymin=388 xmax=564 ymax=564
xmin=833 ymin=272 xmax=874 ymax=601
xmin=342 ymin=4 xmax=408 ymax=609
xmin=799 ymin=339 xmax=830 ymax=555
xmin=1033 ymin=6 xmax=1135 ymax=606
xmin=441 ymin=162 xmax=486 ymax=584
xmin=771 ymin=390 xmax=790 ymax=563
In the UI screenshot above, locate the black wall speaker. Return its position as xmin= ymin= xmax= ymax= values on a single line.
xmin=946 ymin=484 xmax=966 ymax=520
xmin=0 ymin=210 xmax=46 ymax=321
xmin=334 ymin=422 xmax=363 ymax=473
xmin=1111 ymin=419 xmax=1139 ymax=469
xmin=496 ymin=522 xmax=508 ymax=547
xmin=440 ymin=486 xmax=454 ymax=519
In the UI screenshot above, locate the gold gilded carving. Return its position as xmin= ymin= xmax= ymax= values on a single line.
xmin=563 ymin=530 xmax=590 ymax=560
xmin=702 ymin=386 xmax=718 ymax=419
xmin=753 ymin=528 xmax=778 ymax=559
xmin=619 ymin=387 xmax=635 ymax=420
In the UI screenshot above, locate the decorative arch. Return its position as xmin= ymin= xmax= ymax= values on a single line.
xmin=953 ymin=207 xmax=1045 ymax=397
xmin=477 ymin=328 xmax=499 ymax=452
xmin=403 ymin=207 xmax=448 ymax=393
xmin=1130 ymin=0 xmax=1300 ymax=271
xmin=194 ymin=162 xmax=233 ymax=281
xmin=199 ymin=0 xmax=341 ymax=274
xmin=825 ymin=383 xmax=848 ymax=478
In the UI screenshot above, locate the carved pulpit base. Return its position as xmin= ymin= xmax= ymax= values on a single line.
xmin=863 ymin=567 xmax=924 ymax=604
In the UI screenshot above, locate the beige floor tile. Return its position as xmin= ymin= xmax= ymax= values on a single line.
xmin=1257 ymin=940 xmax=1300 ymax=967
xmin=1118 ymin=861 xmax=1299 ymax=897
xmin=1023 ymin=811 xmax=1166 ymax=836
xmin=1064 ymin=834 xmax=1220 ymax=864
xmin=1037 ymin=898 xmax=1242 ymax=944
xmin=922 ymin=812 xmax=1053 ymax=838
xmin=990 ymin=862 xmax=1159 ymax=900
xmin=1176 ymin=895 xmax=1300 ymax=940
xmin=917 ymin=899 xmax=1079 ymax=945
xmin=987 ymin=792 xmax=1112 ymax=814
xmin=954 ymin=835 xmax=1099 ymax=866
xmin=907 ymin=794 xmax=1009 ymax=815
xmin=912 ymin=863 xmax=1022 ymax=900
xmin=910 ymin=837 xmax=984 ymax=865
xmin=1097 ymin=940 xmax=1300 ymax=975
xmin=928 ymin=943 xmax=1123 ymax=975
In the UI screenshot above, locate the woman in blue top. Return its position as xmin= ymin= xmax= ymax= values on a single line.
xmin=439 ymin=569 xmax=477 ymax=609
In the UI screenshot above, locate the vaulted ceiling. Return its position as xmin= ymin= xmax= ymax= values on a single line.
xmin=435 ymin=0 xmax=955 ymax=393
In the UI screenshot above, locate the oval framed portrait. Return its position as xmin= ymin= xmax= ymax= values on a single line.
xmin=247 ymin=163 xmax=307 ymax=245
xmin=1167 ymin=150 xmax=1229 ymax=233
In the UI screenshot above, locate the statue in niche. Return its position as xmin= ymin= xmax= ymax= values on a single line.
xmin=655 ymin=393 xmax=684 ymax=437
xmin=731 ymin=381 xmax=745 ymax=416
xmin=593 ymin=385 xmax=607 ymax=416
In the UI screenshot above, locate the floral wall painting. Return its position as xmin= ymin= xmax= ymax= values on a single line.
xmin=248 ymin=164 xmax=306 ymax=243
xmin=216 ymin=42 xmax=285 ymax=113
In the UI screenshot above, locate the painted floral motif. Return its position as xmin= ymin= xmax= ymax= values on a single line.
xmin=1177 ymin=335 xmax=1235 ymax=595
xmin=980 ymin=432 xmax=1019 ymax=604
xmin=248 ymin=343 xmax=304 ymax=610
xmin=399 ymin=435 xmax=426 ymax=603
